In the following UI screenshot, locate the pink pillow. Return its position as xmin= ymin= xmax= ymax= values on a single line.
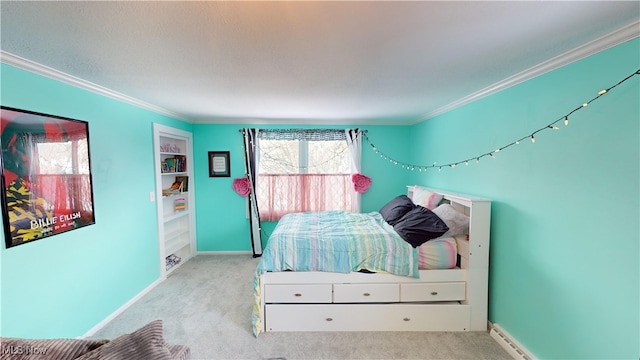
xmin=411 ymin=186 xmax=443 ymax=210
xmin=418 ymin=237 xmax=457 ymax=269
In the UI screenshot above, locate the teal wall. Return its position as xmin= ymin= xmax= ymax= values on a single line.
xmin=408 ymin=39 xmax=639 ymax=359
xmin=0 ymin=64 xmax=192 ymax=338
xmin=193 ymin=124 xmax=411 ymax=251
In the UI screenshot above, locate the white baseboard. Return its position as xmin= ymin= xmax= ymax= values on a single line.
xmin=80 ymin=278 xmax=162 ymax=338
xmin=489 ymin=322 xmax=536 ymax=360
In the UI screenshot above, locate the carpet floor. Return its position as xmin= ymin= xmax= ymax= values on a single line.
xmin=91 ymin=255 xmax=511 ymax=360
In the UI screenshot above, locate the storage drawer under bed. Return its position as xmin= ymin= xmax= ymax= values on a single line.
xmin=400 ymin=282 xmax=466 ymax=302
xmin=265 ymin=303 xmax=470 ymax=332
xmin=264 ymin=284 xmax=332 ymax=303
xmin=333 ymin=283 xmax=399 ymax=303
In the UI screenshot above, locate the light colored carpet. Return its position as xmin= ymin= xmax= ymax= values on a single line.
xmin=91 ymin=255 xmax=511 ymax=360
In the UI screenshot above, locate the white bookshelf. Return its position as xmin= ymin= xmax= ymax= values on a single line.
xmin=153 ymin=124 xmax=196 ymax=277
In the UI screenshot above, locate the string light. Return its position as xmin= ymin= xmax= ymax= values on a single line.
xmin=363 ymin=69 xmax=639 ymax=172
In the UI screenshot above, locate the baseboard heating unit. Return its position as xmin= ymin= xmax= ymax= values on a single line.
xmin=489 ymin=323 xmax=536 ymax=360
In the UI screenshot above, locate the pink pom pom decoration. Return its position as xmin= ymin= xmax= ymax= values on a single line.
xmin=352 ymin=173 xmax=372 ymax=193
xmin=232 ymin=177 xmax=251 ymax=197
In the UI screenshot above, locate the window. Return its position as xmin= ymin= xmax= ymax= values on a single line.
xmin=256 ymin=129 xmax=355 ymax=221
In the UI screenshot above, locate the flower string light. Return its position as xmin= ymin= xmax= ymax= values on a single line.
xmin=364 ymin=69 xmax=639 ymax=172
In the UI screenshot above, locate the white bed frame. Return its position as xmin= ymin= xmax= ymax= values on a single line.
xmin=259 ymin=187 xmax=491 ymax=332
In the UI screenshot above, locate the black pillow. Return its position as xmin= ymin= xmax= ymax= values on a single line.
xmin=393 ymin=206 xmax=449 ymax=247
xmin=379 ymin=195 xmax=415 ymax=226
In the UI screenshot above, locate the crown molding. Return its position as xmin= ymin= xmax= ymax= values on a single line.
xmin=0 ymin=51 xmax=190 ymax=122
xmin=414 ymin=20 xmax=640 ymax=124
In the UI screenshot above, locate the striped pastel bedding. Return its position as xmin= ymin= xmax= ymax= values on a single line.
xmin=252 ymin=210 xmax=419 ymax=336
xmin=257 ymin=210 xmax=420 ymax=277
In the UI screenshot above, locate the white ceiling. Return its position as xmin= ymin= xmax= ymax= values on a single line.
xmin=1 ymin=1 xmax=639 ymax=125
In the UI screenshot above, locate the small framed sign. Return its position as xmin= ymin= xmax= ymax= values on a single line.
xmin=208 ymin=151 xmax=230 ymax=177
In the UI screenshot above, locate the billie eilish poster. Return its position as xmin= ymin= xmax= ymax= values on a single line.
xmin=1 ymin=106 xmax=96 ymax=248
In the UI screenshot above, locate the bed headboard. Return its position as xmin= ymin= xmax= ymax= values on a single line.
xmin=406 ymin=186 xmax=491 ymax=332
xmin=407 ymin=185 xmax=486 ymax=210
xmin=406 ymin=185 xmax=492 ymax=270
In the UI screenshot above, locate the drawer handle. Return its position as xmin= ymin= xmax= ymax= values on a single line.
xmin=363 ymin=292 xmax=371 ymax=297
xmin=403 ymin=318 xmax=410 ymax=322
xmin=294 ymin=293 xmax=302 ymax=297
xmin=430 ymin=291 xmax=438 ymax=296
xmin=326 ymin=318 xmax=333 ymax=322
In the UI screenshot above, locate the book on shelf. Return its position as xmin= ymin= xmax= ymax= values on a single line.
xmin=175 ymin=175 xmax=188 ymax=192
xmin=170 ymin=180 xmax=183 ymax=192
xmin=164 ymin=158 xmax=176 ymax=172
xmin=174 ymin=197 xmax=186 ymax=212
xmin=174 ymin=155 xmax=187 ymax=172
xmin=162 ymin=180 xmax=183 ymax=196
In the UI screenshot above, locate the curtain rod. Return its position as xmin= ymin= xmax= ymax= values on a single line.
xmin=238 ymin=128 xmax=368 ymax=133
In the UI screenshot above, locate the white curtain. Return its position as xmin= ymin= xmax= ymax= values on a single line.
xmin=345 ymin=129 xmax=362 ymax=213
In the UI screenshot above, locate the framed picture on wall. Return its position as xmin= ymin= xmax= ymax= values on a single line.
xmin=0 ymin=106 xmax=96 ymax=248
xmin=208 ymin=151 xmax=230 ymax=177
